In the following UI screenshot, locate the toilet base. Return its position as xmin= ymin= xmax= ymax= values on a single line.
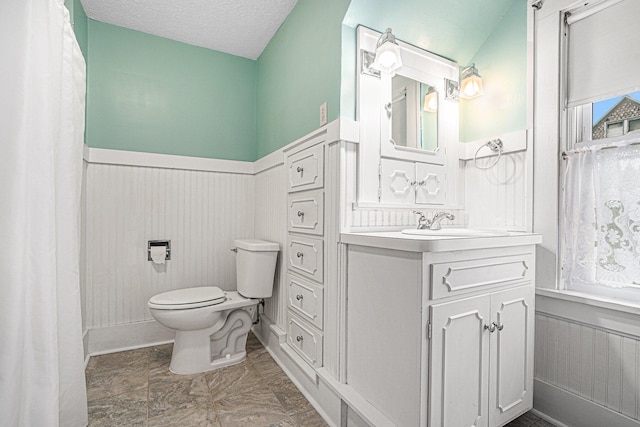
xmin=169 ymin=307 xmax=255 ymax=375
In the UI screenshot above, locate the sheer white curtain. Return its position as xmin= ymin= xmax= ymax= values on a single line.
xmin=561 ymin=139 xmax=640 ymax=299
xmin=0 ymin=0 xmax=88 ymax=425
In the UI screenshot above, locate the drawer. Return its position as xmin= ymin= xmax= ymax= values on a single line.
xmin=288 ymin=235 xmax=323 ymax=283
xmin=287 ymin=311 xmax=323 ymax=368
xmin=286 ymin=144 xmax=324 ymax=193
xmin=288 ymin=273 xmax=324 ymax=329
xmin=430 ymin=253 xmax=533 ymax=300
xmin=288 ymin=190 xmax=324 ymax=236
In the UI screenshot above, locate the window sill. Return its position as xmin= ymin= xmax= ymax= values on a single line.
xmin=536 ymin=288 xmax=640 ymax=316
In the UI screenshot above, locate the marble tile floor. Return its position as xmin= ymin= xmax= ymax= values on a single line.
xmin=86 ymin=331 xmax=553 ymax=427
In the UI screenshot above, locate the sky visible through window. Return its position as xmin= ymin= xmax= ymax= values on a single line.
xmin=592 ymin=90 xmax=640 ymax=124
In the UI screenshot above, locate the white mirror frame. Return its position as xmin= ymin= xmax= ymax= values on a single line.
xmin=380 ymin=66 xmax=453 ymax=164
xmin=356 ymin=25 xmax=461 ymax=205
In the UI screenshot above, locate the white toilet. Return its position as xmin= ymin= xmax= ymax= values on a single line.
xmin=148 ymin=239 xmax=279 ymax=374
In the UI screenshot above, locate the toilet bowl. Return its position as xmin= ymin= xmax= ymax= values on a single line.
xmin=147 ymin=239 xmax=279 ymax=375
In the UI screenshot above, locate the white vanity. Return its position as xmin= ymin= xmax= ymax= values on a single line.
xmin=341 ymin=231 xmax=541 ymax=427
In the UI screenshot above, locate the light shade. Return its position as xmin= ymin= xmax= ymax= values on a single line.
xmin=371 ymin=28 xmax=403 ymax=74
xmin=423 ymin=88 xmax=438 ymax=112
xmin=459 ymin=64 xmax=484 ymax=99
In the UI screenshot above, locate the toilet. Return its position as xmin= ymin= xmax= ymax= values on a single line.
xmin=148 ymin=239 xmax=279 ymax=374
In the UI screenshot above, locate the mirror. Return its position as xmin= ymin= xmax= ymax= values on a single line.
xmin=390 ymin=74 xmax=438 ymax=152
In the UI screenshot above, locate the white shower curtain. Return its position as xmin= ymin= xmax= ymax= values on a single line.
xmin=561 ymin=138 xmax=640 ymax=294
xmin=0 ymin=0 xmax=88 ymax=426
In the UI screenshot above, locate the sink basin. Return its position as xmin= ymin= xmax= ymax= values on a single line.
xmin=401 ymin=228 xmax=509 ymax=237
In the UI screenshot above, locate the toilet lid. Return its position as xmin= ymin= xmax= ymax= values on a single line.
xmin=149 ymin=286 xmax=226 ymax=309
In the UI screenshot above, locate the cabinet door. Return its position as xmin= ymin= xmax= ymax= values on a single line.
xmin=488 ymin=286 xmax=534 ymax=426
xmin=430 ymin=295 xmax=491 ymax=427
xmin=380 ymin=158 xmax=416 ymax=204
xmin=415 ymin=162 xmax=445 ymax=205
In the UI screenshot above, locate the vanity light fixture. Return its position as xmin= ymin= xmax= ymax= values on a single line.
xmin=423 ymin=87 xmax=438 ymax=112
xmin=370 ymin=28 xmax=403 ymax=74
xmin=459 ymin=63 xmax=484 ymax=99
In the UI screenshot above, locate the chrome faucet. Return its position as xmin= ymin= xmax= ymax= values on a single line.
xmin=413 ymin=211 xmax=455 ymax=230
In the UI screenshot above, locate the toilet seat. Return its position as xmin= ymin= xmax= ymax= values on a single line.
xmin=148 ymin=286 xmax=226 ymax=310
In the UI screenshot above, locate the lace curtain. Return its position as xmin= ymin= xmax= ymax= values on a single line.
xmin=561 ymin=139 xmax=640 ymax=291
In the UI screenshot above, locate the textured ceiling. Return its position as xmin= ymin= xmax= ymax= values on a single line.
xmin=80 ymin=0 xmax=298 ymax=60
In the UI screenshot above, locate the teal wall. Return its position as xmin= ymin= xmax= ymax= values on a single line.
xmin=459 ymin=1 xmax=527 ymax=142
xmin=65 ymin=0 xmax=88 ymax=59
xmin=70 ymin=0 xmax=525 ymax=160
xmin=256 ymin=0 xmax=351 ymax=158
xmin=341 ymin=0 xmax=527 ymax=142
xmin=86 ymin=20 xmax=257 ymax=161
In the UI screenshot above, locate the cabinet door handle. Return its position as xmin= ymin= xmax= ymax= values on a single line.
xmin=296 ymin=294 xmax=303 ymax=301
xmin=484 ymin=323 xmax=496 ymax=333
xmin=296 ymin=335 xmax=303 ymax=342
xmin=493 ymin=321 xmax=504 ymax=331
xmin=297 ymin=210 xmax=305 ymax=217
xmin=296 ymin=251 xmax=304 ymax=258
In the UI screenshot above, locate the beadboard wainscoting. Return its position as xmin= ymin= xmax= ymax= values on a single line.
xmin=253 ymin=156 xmax=288 ymax=331
xmin=84 ymin=153 xmax=256 ymax=352
xmin=349 ymin=207 xmax=464 ymax=230
xmin=534 ymin=293 xmax=640 ymax=427
xmin=464 ymin=150 xmax=530 ymax=231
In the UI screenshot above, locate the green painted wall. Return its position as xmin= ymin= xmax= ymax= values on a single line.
xmin=256 ymin=0 xmax=351 ymax=158
xmin=459 ymin=1 xmax=527 ymax=142
xmin=341 ymin=0 xmax=527 ymax=142
xmin=65 ymin=0 xmax=88 ymax=59
xmin=86 ymin=20 xmax=257 ymax=161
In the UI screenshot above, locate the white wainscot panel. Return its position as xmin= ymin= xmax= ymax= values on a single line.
xmin=535 ymin=313 xmax=640 ymax=421
xmin=254 ymin=164 xmax=287 ymax=330
xmin=349 ymin=207 xmax=464 ymax=230
xmin=85 ymin=163 xmax=255 ymax=329
xmin=464 ymin=151 xmax=528 ymax=230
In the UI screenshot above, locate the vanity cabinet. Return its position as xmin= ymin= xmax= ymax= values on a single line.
xmin=380 ymin=158 xmax=446 ymax=205
xmin=284 ymin=142 xmax=326 ymax=371
xmin=343 ymin=237 xmax=539 ymax=427
xmin=430 ymin=285 xmax=534 ymax=427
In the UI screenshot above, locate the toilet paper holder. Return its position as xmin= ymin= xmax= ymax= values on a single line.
xmin=148 ymin=240 xmax=171 ymax=261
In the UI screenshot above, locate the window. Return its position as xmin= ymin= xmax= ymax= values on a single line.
xmin=561 ymin=0 xmax=640 ymax=302
xmin=591 ymin=91 xmax=640 ymax=140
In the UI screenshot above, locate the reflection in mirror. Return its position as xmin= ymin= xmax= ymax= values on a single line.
xmin=391 ymin=74 xmax=438 ymax=152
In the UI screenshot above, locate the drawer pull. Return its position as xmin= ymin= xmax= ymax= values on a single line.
xmin=297 ymin=210 xmax=305 ymax=218
xmin=297 ymin=166 xmax=304 ymax=173
xmin=296 ymin=335 xmax=304 ymax=342
xmin=484 ymin=323 xmax=496 ymax=333
xmin=296 ymin=294 xmax=303 ymax=301
xmin=296 ymin=251 xmax=304 ymax=258
xmin=493 ymin=321 xmax=504 ymax=331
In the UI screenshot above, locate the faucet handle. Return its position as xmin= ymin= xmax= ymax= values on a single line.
xmin=413 ymin=211 xmax=429 ymax=229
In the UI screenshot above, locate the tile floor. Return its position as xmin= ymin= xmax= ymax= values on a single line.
xmin=86 ymin=332 xmax=554 ymax=427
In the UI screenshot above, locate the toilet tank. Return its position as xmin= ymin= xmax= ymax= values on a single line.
xmin=234 ymin=239 xmax=279 ymax=298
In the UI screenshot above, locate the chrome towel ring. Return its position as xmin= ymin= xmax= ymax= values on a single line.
xmin=473 ymin=139 xmax=503 ymax=170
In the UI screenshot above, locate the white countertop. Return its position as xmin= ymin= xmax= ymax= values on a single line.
xmin=340 ymin=230 xmax=542 ymax=252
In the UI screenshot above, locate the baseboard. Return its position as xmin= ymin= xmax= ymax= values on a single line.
xmin=530 ymin=408 xmax=567 ymax=427
xmin=87 ymin=320 xmax=175 ymax=355
xmin=534 ymin=379 xmax=640 ymax=427
xmin=83 ymin=329 xmax=90 ymax=368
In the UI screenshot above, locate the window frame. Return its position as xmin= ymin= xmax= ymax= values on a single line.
xmin=559 ymin=0 xmax=640 ymax=302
